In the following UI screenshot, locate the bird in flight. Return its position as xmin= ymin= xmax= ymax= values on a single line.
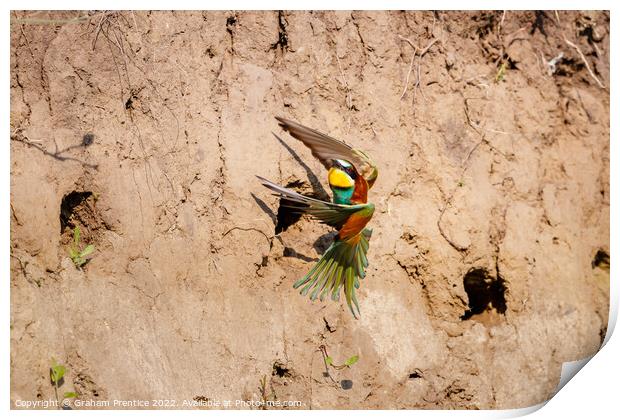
xmin=257 ymin=117 xmax=378 ymax=318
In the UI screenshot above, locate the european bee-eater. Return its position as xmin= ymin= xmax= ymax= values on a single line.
xmin=257 ymin=117 xmax=378 ymax=318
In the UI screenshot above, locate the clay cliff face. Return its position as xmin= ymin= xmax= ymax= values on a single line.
xmin=10 ymin=11 xmax=609 ymax=409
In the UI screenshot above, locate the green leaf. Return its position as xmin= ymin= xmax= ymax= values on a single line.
xmin=73 ymin=227 xmax=81 ymax=246
xmin=324 ymin=356 xmax=333 ymax=366
xmin=495 ymin=62 xmax=507 ymax=82
xmin=344 ymin=355 xmax=359 ymax=367
xmin=80 ymin=244 xmax=95 ymax=258
xmin=69 ymin=248 xmax=79 ymax=259
xmin=50 ymin=361 xmax=66 ymax=384
xmin=63 ymin=391 xmax=77 ymax=398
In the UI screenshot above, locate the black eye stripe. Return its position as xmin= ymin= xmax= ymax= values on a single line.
xmin=333 ymin=160 xmax=357 ymax=179
xmin=343 ymin=166 xmax=357 ymax=179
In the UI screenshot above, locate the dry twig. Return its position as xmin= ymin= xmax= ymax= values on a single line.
xmin=564 ymin=37 xmax=605 ymax=89
xmin=398 ymin=36 xmax=439 ymax=103
xmin=418 ymin=38 xmax=439 ymax=57
xmin=400 ymin=45 xmax=417 ymax=100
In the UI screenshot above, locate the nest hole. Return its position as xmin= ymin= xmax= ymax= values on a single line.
xmin=60 ymin=191 xmax=93 ymax=233
xmin=272 ymin=361 xmax=291 ymax=378
xmin=592 ymin=249 xmax=610 ymax=271
xmin=59 ymin=190 xmax=108 ymax=246
xmin=274 ymin=180 xmax=315 ymax=234
xmin=461 ymin=268 xmax=507 ymax=320
xmin=408 ymin=370 xmax=422 ymax=379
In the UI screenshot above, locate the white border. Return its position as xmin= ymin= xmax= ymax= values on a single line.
xmin=1 ymin=1 xmax=617 ymax=11
xmin=3 ymin=2 xmax=617 ymax=419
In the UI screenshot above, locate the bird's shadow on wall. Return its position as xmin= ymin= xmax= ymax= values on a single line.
xmin=252 ymin=132 xmax=334 ymax=263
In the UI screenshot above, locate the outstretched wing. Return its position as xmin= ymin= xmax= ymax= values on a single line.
xmin=293 ymin=228 xmax=373 ymax=318
xmin=257 ymin=176 xmax=374 ymax=231
xmin=275 ymin=117 xmax=378 ymax=188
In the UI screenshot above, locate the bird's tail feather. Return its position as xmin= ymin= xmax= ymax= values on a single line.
xmin=293 ymin=228 xmax=372 ymax=318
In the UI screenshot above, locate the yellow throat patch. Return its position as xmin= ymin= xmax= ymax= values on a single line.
xmin=328 ymin=168 xmax=354 ymax=188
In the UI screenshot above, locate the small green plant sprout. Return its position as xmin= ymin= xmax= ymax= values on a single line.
xmin=258 ymin=374 xmax=276 ymax=410
xmin=50 ymin=358 xmax=77 ymax=409
xmin=50 ymin=358 xmax=65 ymax=387
xmin=344 ymin=355 xmax=359 ymax=367
xmin=69 ymin=226 xmax=94 ymax=268
xmin=320 ymin=345 xmax=359 ymax=371
xmin=495 ymin=62 xmax=507 ymax=82
xmin=325 ymin=354 xmax=359 ymax=370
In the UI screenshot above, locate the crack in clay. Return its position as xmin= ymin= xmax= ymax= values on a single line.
xmin=271 ymin=11 xmax=289 ymax=53
xmin=350 ymin=12 xmax=369 ymax=65
xmin=12 ymin=62 xmax=32 ymax=123
xmin=226 ymin=14 xmax=237 ymax=56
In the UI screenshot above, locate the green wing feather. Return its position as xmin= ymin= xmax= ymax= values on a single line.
xmin=293 ymin=228 xmax=372 ymax=318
